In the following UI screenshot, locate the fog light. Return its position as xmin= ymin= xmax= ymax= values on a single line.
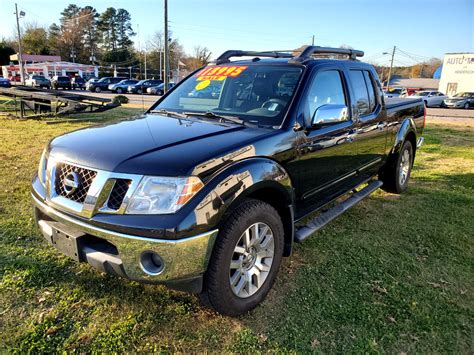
xmin=140 ymin=251 xmax=165 ymax=276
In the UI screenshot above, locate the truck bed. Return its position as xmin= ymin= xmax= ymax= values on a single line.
xmin=385 ymin=97 xmax=423 ymax=111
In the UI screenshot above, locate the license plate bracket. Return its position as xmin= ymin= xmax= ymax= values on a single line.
xmin=42 ymin=221 xmax=85 ymax=262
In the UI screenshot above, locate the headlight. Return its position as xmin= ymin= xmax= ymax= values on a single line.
xmin=126 ymin=176 xmax=204 ymax=214
xmin=37 ymin=149 xmax=47 ymax=186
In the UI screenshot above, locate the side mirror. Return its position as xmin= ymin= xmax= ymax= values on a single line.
xmin=311 ymin=104 xmax=348 ymax=126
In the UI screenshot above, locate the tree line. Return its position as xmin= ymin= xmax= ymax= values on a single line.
xmin=0 ymin=3 xmax=211 ymax=77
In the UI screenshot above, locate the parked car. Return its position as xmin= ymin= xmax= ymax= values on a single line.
xmin=147 ymin=82 xmax=175 ymax=95
xmin=443 ymin=92 xmax=474 ymax=109
xmin=85 ymin=78 xmax=99 ymax=90
xmin=128 ymin=79 xmax=163 ymax=94
xmin=51 ymin=76 xmax=71 ymax=90
xmin=410 ymin=91 xmax=447 ymax=107
xmin=88 ymin=77 xmax=127 ymax=93
xmin=0 ymin=77 xmax=11 ymax=88
xmin=383 ymin=87 xmax=404 ymax=98
xmin=71 ymin=76 xmax=86 ymax=90
xmin=32 ymin=46 xmax=425 ymax=316
xmin=188 ymin=85 xmax=223 ymax=98
xmin=109 ymin=79 xmax=139 ymax=94
xmin=25 ymin=75 xmax=51 ymax=89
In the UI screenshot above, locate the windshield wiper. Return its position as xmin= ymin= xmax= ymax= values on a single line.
xmin=150 ymin=108 xmax=187 ymax=118
xmin=184 ymin=111 xmax=245 ymax=125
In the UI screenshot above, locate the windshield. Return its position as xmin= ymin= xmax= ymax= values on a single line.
xmin=154 ymin=64 xmax=302 ymax=126
xmin=453 ymin=92 xmax=470 ymax=97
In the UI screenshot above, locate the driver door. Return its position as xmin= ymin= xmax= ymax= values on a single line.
xmin=294 ymin=67 xmax=359 ymax=216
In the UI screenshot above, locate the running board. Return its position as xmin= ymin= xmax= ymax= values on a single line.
xmin=295 ymin=180 xmax=383 ymax=243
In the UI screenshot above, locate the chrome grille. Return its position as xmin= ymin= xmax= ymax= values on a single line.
xmin=54 ymin=163 xmax=97 ymax=203
xmin=107 ymin=179 xmax=131 ymax=210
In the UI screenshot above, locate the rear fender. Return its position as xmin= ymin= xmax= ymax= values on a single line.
xmin=391 ymin=117 xmax=417 ymax=155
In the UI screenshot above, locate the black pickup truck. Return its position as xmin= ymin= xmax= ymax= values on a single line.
xmin=32 ymin=46 xmax=425 ymax=316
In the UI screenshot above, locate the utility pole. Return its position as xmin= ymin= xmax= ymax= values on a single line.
xmin=312 ymin=35 xmax=315 ymax=46
xmin=164 ymin=0 xmax=170 ymax=92
xmin=144 ymin=43 xmax=147 ymax=80
xmin=14 ymin=3 xmax=25 ymax=85
xmin=386 ymin=45 xmax=396 ymax=91
xmin=159 ymin=50 xmax=162 ymax=80
xmin=70 ymin=48 xmax=76 ymax=63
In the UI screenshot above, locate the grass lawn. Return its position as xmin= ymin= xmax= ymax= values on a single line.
xmin=0 ymin=109 xmax=472 ymax=352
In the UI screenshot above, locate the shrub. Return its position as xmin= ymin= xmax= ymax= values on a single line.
xmin=112 ymin=95 xmax=129 ymax=104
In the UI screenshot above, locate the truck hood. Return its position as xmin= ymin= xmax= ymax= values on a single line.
xmin=48 ymin=113 xmax=270 ymax=176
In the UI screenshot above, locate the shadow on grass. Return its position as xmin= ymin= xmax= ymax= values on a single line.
xmin=414 ymin=172 xmax=474 ymax=190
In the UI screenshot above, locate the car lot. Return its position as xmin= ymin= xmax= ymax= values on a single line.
xmin=61 ymin=90 xmax=474 ymax=117
xmin=63 ymin=89 xmax=158 ymax=106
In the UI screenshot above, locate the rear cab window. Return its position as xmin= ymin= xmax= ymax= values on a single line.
xmin=349 ymin=69 xmax=378 ymax=115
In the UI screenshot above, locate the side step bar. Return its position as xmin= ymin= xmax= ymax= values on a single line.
xmin=295 ymin=180 xmax=383 ymax=243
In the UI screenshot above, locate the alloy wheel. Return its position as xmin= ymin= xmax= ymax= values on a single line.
xmin=229 ymin=222 xmax=275 ymax=298
xmin=399 ymin=148 xmax=411 ymax=186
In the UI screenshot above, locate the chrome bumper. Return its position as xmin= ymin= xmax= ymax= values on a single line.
xmin=33 ymin=194 xmax=218 ymax=284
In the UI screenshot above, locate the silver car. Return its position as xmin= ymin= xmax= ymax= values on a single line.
xmin=443 ymin=92 xmax=474 ymax=109
xmin=411 ymin=91 xmax=447 ymax=107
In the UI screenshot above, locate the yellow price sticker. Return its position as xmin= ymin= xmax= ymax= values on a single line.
xmin=195 ymin=79 xmax=211 ymax=91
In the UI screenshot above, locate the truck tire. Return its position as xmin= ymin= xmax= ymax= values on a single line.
xmin=381 ymin=140 xmax=414 ymax=194
xmin=199 ymin=199 xmax=284 ymax=316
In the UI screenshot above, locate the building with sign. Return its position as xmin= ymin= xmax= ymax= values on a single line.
xmin=1 ymin=54 xmax=98 ymax=82
xmin=438 ymin=53 xmax=474 ymax=96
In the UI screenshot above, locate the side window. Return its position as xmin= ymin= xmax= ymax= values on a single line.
xmin=349 ymin=70 xmax=370 ymax=115
xmin=363 ymin=71 xmax=377 ymax=112
xmin=305 ymin=70 xmax=347 ymax=125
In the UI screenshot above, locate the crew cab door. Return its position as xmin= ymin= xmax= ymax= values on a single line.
xmin=348 ymin=69 xmax=387 ymax=177
xmin=294 ymin=67 xmax=358 ymax=216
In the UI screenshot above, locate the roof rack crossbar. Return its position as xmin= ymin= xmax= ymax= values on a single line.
xmin=214 ymin=50 xmax=293 ymax=64
xmin=290 ymin=46 xmax=364 ymax=63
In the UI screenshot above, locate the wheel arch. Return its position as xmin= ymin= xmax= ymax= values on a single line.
xmin=392 ymin=117 xmax=418 ymax=156
xmin=208 ymin=157 xmax=296 ymax=257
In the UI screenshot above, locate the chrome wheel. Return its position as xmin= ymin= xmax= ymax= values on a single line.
xmin=399 ymin=148 xmax=411 ymax=186
xmin=229 ymin=222 xmax=274 ymax=298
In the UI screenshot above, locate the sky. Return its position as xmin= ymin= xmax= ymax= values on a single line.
xmin=0 ymin=0 xmax=473 ymax=66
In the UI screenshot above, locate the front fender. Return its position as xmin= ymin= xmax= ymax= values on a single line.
xmin=173 ymin=157 xmax=294 ymax=239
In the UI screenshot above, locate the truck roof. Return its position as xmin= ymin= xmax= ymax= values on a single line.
xmin=228 ymin=57 xmax=372 ymax=68
xmin=212 ymin=46 xmax=365 ymax=66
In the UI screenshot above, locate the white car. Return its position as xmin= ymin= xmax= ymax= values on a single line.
xmin=411 ymin=91 xmax=447 ymax=107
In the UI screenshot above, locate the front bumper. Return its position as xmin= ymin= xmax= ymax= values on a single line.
xmin=32 ymin=193 xmax=218 ymax=292
xmin=444 ymin=101 xmax=464 ymax=108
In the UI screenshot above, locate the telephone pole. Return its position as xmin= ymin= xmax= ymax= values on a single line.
xmin=144 ymin=43 xmax=147 ymax=79
xmin=14 ymin=3 xmax=25 ymax=85
xmin=386 ymin=45 xmax=396 ymax=90
xmin=164 ymin=0 xmax=170 ymax=92
xmin=312 ymin=35 xmax=315 ymax=45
